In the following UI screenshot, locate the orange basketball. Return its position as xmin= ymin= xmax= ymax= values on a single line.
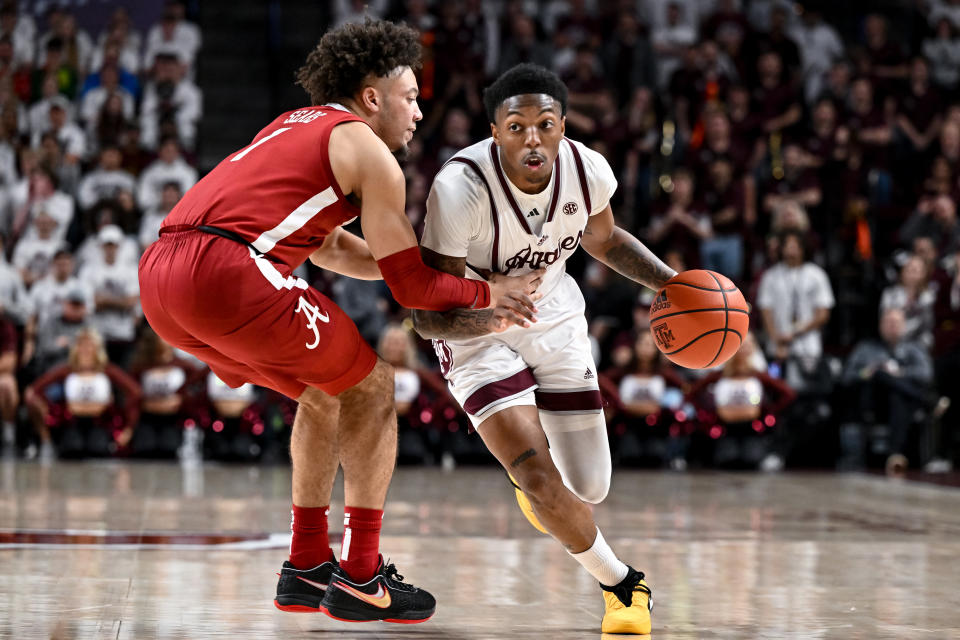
xmin=648 ymin=270 xmax=749 ymax=369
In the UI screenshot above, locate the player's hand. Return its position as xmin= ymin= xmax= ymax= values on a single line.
xmin=485 ymin=269 xmax=545 ymax=329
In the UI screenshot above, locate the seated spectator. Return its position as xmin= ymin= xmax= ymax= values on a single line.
xmin=76 ymin=201 xmax=140 ymax=269
xmin=610 ymin=330 xmax=688 ymax=468
xmin=77 ymin=146 xmax=136 ymax=212
xmin=26 ymin=249 xmax=92 ymax=371
xmin=757 ymin=230 xmax=834 ymax=365
xmin=879 ymin=254 xmax=937 ymax=350
xmin=842 ymin=308 xmax=935 ymax=474
xmin=686 ymin=333 xmax=796 ymax=469
xmin=9 ymin=165 xmax=74 ymax=245
xmin=27 ymin=77 xmax=76 ymax=137
xmin=0 ymin=305 xmax=16 ymax=455
xmin=761 ymin=143 xmax=822 ymax=216
xmin=144 ymin=0 xmax=201 ymax=73
xmin=25 ymin=327 xmax=140 ymax=459
xmin=128 ymin=327 xmax=204 ymax=459
xmin=138 ymin=137 xmax=197 ymax=215
xmin=78 ymin=225 xmax=141 ymax=367
xmin=140 ymin=50 xmax=202 ymax=150
xmin=79 ymin=65 xmax=135 ymax=129
xmin=36 ymin=10 xmax=93 ymax=77
xmin=0 ymin=1 xmax=34 ymax=71
xmin=200 ymin=372 xmax=265 ymax=461
xmin=32 ymin=101 xmax=86 ymax=168
xmin=92 ymin=93 xmax=131 ymax=155
xmin=647 ymin=168 xmax=712 ymax=268
xmin=139 ymin=182 xmax=182 ymax=249
xmin=91 ymin=8 xmax=142 ymax=75
xmin=900 ymin=194 xmax=960 ymax=257
xmin=11 ymin=209 xmax=59 ymax=288
xmin=923 ymin=17 xmax=960 ymax=91
xmin=30 ymin=37 xmax=77 ymax=101
xmin=895 ymin=57 xmax=943 ymax=159
xmin=700 ymin=157 xmax=750 ymax=282
xmin=753 ymin=50 xmax=802 ymax=134
xmin=802 ymin=97 xmax=846 ymax=167
xmin=80 ymin=42 xmax=140 ymax=99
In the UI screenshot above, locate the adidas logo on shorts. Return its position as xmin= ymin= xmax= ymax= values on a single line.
xmin=584 ymin=368 xmax=594 ymax=380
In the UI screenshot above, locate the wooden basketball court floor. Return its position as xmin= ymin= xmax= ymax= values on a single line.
xmin=1 ymin=461 xmax=959 ymax=639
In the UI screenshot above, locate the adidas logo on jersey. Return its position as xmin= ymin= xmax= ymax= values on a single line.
xmin=584 ymin=368 xmax=594 ymax=380
xmin=651 ymin=290 xmax=671 ymax=313
xmin=527 ymin=207 xmax=541 ymax=218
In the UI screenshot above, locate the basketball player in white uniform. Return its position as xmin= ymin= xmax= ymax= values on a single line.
xmin=412 ymin=64 xmax=676 ymax=635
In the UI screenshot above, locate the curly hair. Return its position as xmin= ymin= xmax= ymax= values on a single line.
xmin=483 ymin=63 xmax=568 ymax=123
xmin=297 ymin=19 xmax=422 ymax=105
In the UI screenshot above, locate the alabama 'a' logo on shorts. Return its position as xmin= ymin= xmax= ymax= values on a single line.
xmin=652 ymin=322 xmax=675 ymax=350
xmin=295 ymin=296 xmax=330 ymax=349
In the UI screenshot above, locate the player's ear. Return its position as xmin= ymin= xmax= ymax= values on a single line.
xmin=560 ymin=115 xmax=566 ymax=136
xmin=359 ymin=86 xmax=380 ymax=113
xmin=490 ymin=122 xmax=500 ymax=145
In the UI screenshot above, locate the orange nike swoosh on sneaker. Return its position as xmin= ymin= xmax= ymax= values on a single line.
xmin=296 ymin=576 xmax=328 ymax=591
xmin=334 ymin=581 xmax=392 ymax=609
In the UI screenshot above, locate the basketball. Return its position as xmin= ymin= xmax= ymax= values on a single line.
xmin=649 ymin=270 xmax=749 ymax=369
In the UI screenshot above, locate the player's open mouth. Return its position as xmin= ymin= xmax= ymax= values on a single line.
xmin=524 ymin=155 xmax=545 ymax=170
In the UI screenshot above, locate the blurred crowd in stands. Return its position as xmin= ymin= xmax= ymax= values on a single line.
xmin=1 ymin=0 xmax=959 ymax=476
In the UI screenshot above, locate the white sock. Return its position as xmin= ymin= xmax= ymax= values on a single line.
xmin=568 ymin=528 xmax=629 ymax=587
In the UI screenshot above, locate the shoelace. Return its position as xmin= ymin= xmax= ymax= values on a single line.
xmin=608 ymin=571 xmax=652 ymax=608
xmin=381 ymin=559 xmax=416 ymax=592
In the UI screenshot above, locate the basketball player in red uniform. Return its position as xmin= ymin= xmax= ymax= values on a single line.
xmin=139 ymin=20 xmax=540 ymax=624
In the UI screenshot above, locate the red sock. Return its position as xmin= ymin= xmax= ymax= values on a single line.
xmin=289 ymin=504 xmax=334 ymax=570
xmin=340 ymin=506 xmax=383 ymax=582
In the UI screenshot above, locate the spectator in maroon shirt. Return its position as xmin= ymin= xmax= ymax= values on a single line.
xmin=647 ymin=168 xmax=712 ymax=268
xmin=861 ymin=13 xmax=908 ymax=95
xmin=845 ymin=77 xmax=893 ymax=172
xmin=668 ymin=45 xmax=704 ymax=142
xmin=553 ymin=0 xmax=601 ymax=49
xmin=762 ymin=143 xmax=823 ymax=216
xmin=600 ymin=10 xmax=656 ymax=107
xmin=753 ymin=51 xmax=802 ymax=135
xmin=818 ymin=58 xmax=853 ymax=107
xmin=689 ymin=110 xmax=751 ymax=183
xmin=747 ymin=4 xmax=801 ymax=83
xmin=725 ymin=84 xmax=765 ymax=169
xmin=700 ymin=156 xmax=752 ymax=282
xmin=896 ymin=57 xmax=944 ymax=163
xmin=801 ymin=98 xmax=846 ymax=168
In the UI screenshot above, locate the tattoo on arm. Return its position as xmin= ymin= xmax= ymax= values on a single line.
xmin=410 ymin=248 xmax=494 ymax=340
xmin=510 ymin=448 xmax=537 ymax=468
xmin=601 ymin=229 xmax=676 ymax=290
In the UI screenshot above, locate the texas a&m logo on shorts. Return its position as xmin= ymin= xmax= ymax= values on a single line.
xmin=652 ymin=322 xmax=676 ymax=350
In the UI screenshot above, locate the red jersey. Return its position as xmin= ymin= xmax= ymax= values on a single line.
xmin=162 ymin=106 xmax=364 ymax=268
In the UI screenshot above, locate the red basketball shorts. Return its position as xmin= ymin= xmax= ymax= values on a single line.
xmin=139 ymin=229 xmax=377 ymax=398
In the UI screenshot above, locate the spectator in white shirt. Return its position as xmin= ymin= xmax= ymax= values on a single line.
xmin=144 ymin=1 xmax=201 ymax=72
xmin=11 ymin=210 xmax=59 ymax=289
xmin=788 ymin=7 xmax=845 ymax=104
xmin=757 ymin=229 xmax=835 ymax=363
xmin=9 ymin=165 xmax=74 ymax=246
xmin=78 ymin=146 xmax=136 ymax=212
xmin=0 ymin=2 xmax=33 ymax=69
xmin=91 ymin=8 xmax=141 ymax=75
xmin=0 ymin=232 xmax=30 ymax=323
xmin=28 ymin=80 xmax=75 ymax=137
xmin=79 ymin=224 xmax=140 ymax=365
xmin=36 ymin=10 xmax=93 ymax=76
xmin=137 ymin=137 xmax=197 ymax=211
xmin=33 ymin=101 xmax=85 ymax=166
xmin=76 ymin=201 xmax=140 ymax=271
xmin=140 ymin=50 xmax=202 ymax=150
xmin=139 ymin=181 xmax=181 ymax=250
xmin=80 ymin=65 xmax=134 ymax=129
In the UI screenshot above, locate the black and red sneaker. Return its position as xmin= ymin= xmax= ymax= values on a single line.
xmin=274 ymin=559 xmax=338 ymax=612
xmin=319 ymin=556 xmax=436 ymax=624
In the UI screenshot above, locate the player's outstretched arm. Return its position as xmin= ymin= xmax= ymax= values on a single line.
xmin=308 ymin=227 xmax=382 ymax=280
xmin=580 ymin=204 xmax=676 ymax=290
xmin=411 ymin=248 xmax=544 ymax=340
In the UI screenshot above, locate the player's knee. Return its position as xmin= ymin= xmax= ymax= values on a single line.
xmin=514 ymin=463 xmax=564 ymax=504
xmin=568 ymin=471 xmax=610 ymax=504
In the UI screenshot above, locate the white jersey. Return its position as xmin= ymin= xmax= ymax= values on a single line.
xmin=422 ymin=136 xmax=616 ymax=307
xmin=421 ymin=137 xmax=616 ymax=425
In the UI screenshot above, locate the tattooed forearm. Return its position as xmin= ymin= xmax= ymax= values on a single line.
xmin=510 ymin=448 xmax=537 ymax=468
xmin=601 ymin=228 xmax=676 ymax=290
xmin=411 ymin=308 xmax=495 ymax=340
